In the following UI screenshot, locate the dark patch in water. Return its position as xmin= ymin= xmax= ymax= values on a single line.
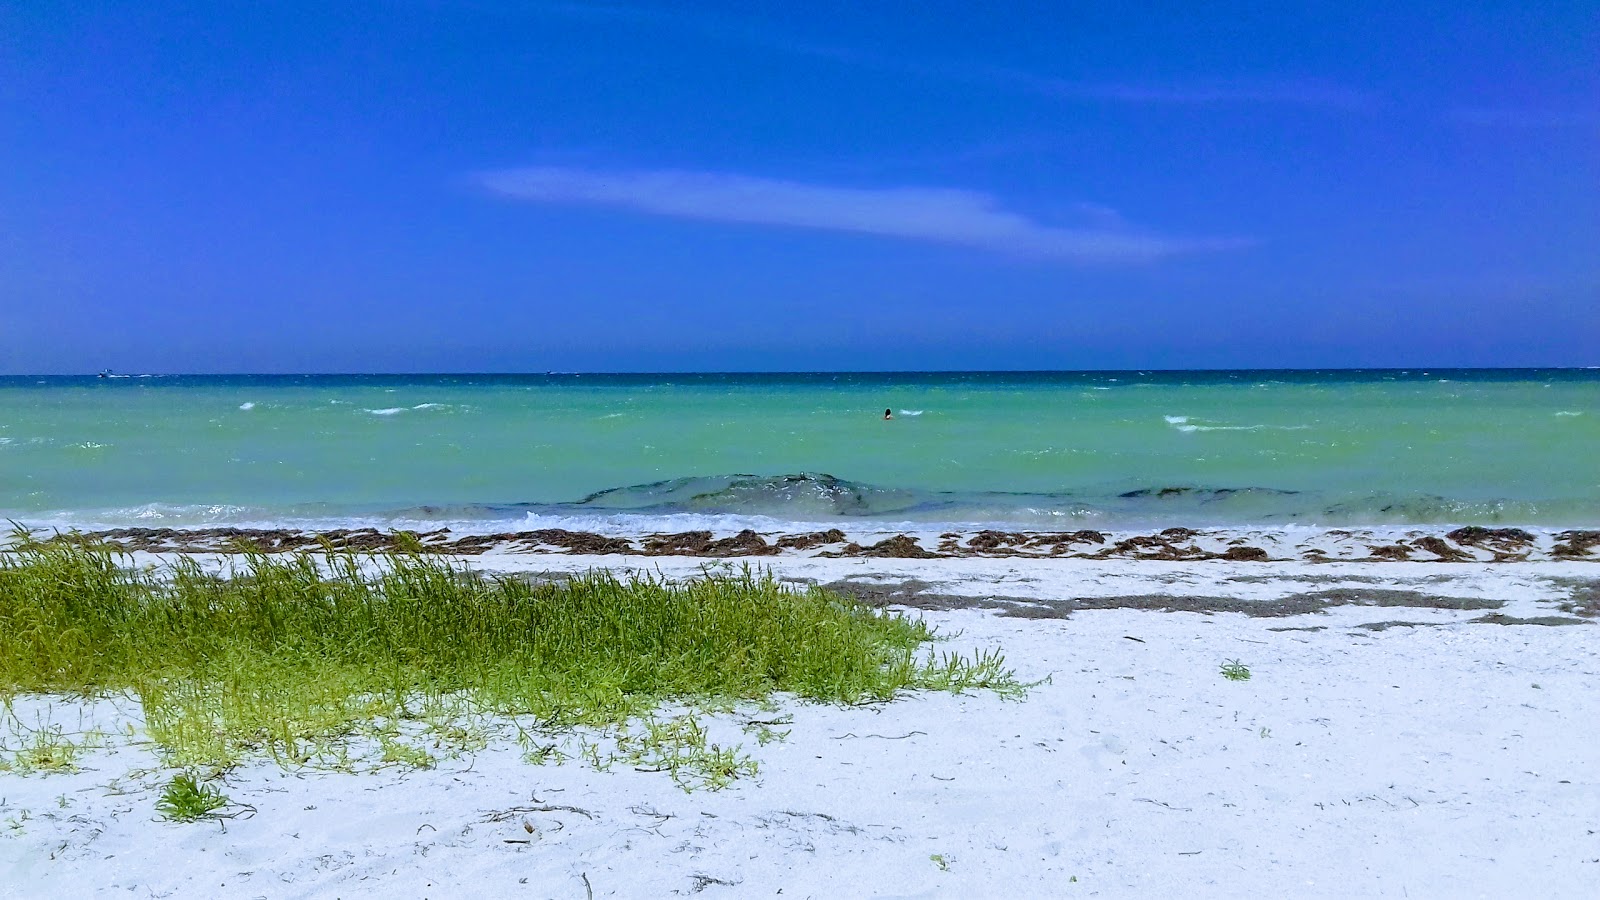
xmin=1117 ymin=487 xmax=1298 ymax=499
xmin=574 ymin=473 xmax=913 ymax=517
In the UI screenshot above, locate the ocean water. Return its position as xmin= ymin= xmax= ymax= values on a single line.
xmin=1 ymin=371 xmax=1596 ymax=532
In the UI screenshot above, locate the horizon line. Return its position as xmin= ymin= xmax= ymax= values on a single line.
xmin=13 ymin=366 xmax=1599 ymax=378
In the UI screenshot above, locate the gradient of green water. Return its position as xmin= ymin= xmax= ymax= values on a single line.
xmin=1 ymin=372 xmax=1595 ymax=528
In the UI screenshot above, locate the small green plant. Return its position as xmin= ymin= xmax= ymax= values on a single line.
xmin=1220 ymin=659 xmax=1252 ymax=681
xmin=516 ymin=724 xmax=570 ymax=766
xmin=612 ymin=715 xmax=757 ymax=791
xmin=0 ymin=721 xmax=98 ymax=774
xmin=930 ymin=853 xmax=951 ymax=872
xmin=742 ymin=721 xmax=791 ymax=746
xmin=155 ymin=772 xmax=229 ymax=823
xmin=376 ymin=734 xmax=436 ymax=770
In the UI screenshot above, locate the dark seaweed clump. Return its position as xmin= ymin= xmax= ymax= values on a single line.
xmin=1553 ymin=531 xmax=1600 ymax=559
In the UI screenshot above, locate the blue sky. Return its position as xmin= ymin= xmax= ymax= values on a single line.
xmin=2 ymin=1 xmax=1595 ymax=372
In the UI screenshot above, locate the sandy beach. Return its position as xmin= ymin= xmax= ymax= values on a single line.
xmin=9 ymin=0 xmax=1597 ymax=894
xmin=2 ymin=538 xmax=1596 ymax=898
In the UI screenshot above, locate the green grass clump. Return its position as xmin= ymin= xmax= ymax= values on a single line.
xmin=155 ymin=772 xmax=229 ymax=822
xmin=1219 ymin=659 xmax=1252 ymax=681
xmin=0 ymin=540 xmax=1015 ymax=779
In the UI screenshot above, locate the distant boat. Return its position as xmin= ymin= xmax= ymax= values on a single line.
xmin=98 ymin=369 xmax=112 ymax=378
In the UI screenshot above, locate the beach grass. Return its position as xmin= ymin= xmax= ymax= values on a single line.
xmin=155 ymin=772 xmax=230 ymax=823
xmin=0 ymin=538 xmax=1015 ymax=784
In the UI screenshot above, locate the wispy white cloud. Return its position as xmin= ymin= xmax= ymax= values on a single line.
xmin=478 ymin=167 xmax=1249 ymax=263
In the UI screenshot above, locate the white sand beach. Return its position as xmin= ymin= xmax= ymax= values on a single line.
xmin=2 ymin=551 xmax=1598 ymax=898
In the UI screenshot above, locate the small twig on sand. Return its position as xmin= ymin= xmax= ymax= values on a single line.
xmin=779 ymin=810 xmax=837 ymax=822
xmin=830 ymin=731 xmax=926 ymax=740
xmin=582 ymin=872 xmax=593 ymax=900
xmin=689 ymin=874 xmax=738 ymax=893
xmin=482 ymin=804 xmax=595 ymax=822
xmin=1134 ymin=798 xmax=1193 ymax=812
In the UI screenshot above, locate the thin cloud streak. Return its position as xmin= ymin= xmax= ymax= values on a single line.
xmin=478 ymin=167 xmax=1250 ymax=263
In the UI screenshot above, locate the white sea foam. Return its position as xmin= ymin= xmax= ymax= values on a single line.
xmin=1165 ymin=415 xmax=1308 ymax=433
xmin=365 ymin=408 xmax=406 ymax=416
xmin=239 ymin=402 xmax=256 ymax=411
xmin=124 ymin=503 xmax=254 ymax=522
xmin=898 ymin=409 xmax=924 ymax=416
xmin=1554 ymin=411 xmax=1583 ymax=417
xmin=412 ymin=403 xmax=445 ymax=410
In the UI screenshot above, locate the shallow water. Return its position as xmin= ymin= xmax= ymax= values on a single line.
xmin=1 ymin=370 xmax=1596 ymax=530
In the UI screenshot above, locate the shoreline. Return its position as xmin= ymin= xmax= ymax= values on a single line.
xmin=21 ymin=522 xmax=1600 ymax=564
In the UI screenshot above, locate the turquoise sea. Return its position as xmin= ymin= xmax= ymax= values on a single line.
xmin=1 ymin=371 xmax=1596 ymax=532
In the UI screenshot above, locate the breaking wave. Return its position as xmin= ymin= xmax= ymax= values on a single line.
xmin=1164 ymin=415 xmax=1309 ymax=433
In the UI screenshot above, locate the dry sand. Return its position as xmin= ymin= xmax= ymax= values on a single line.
xmin=2 ymin=549 xmax=1598 ymax=898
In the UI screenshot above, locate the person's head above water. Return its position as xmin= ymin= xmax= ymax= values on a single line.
xmin=884 ymin=408 xmax=893 ymax=420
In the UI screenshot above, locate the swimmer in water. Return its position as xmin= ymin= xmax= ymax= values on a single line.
xmin=883 ymin=408 xmax=893 ymax=420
